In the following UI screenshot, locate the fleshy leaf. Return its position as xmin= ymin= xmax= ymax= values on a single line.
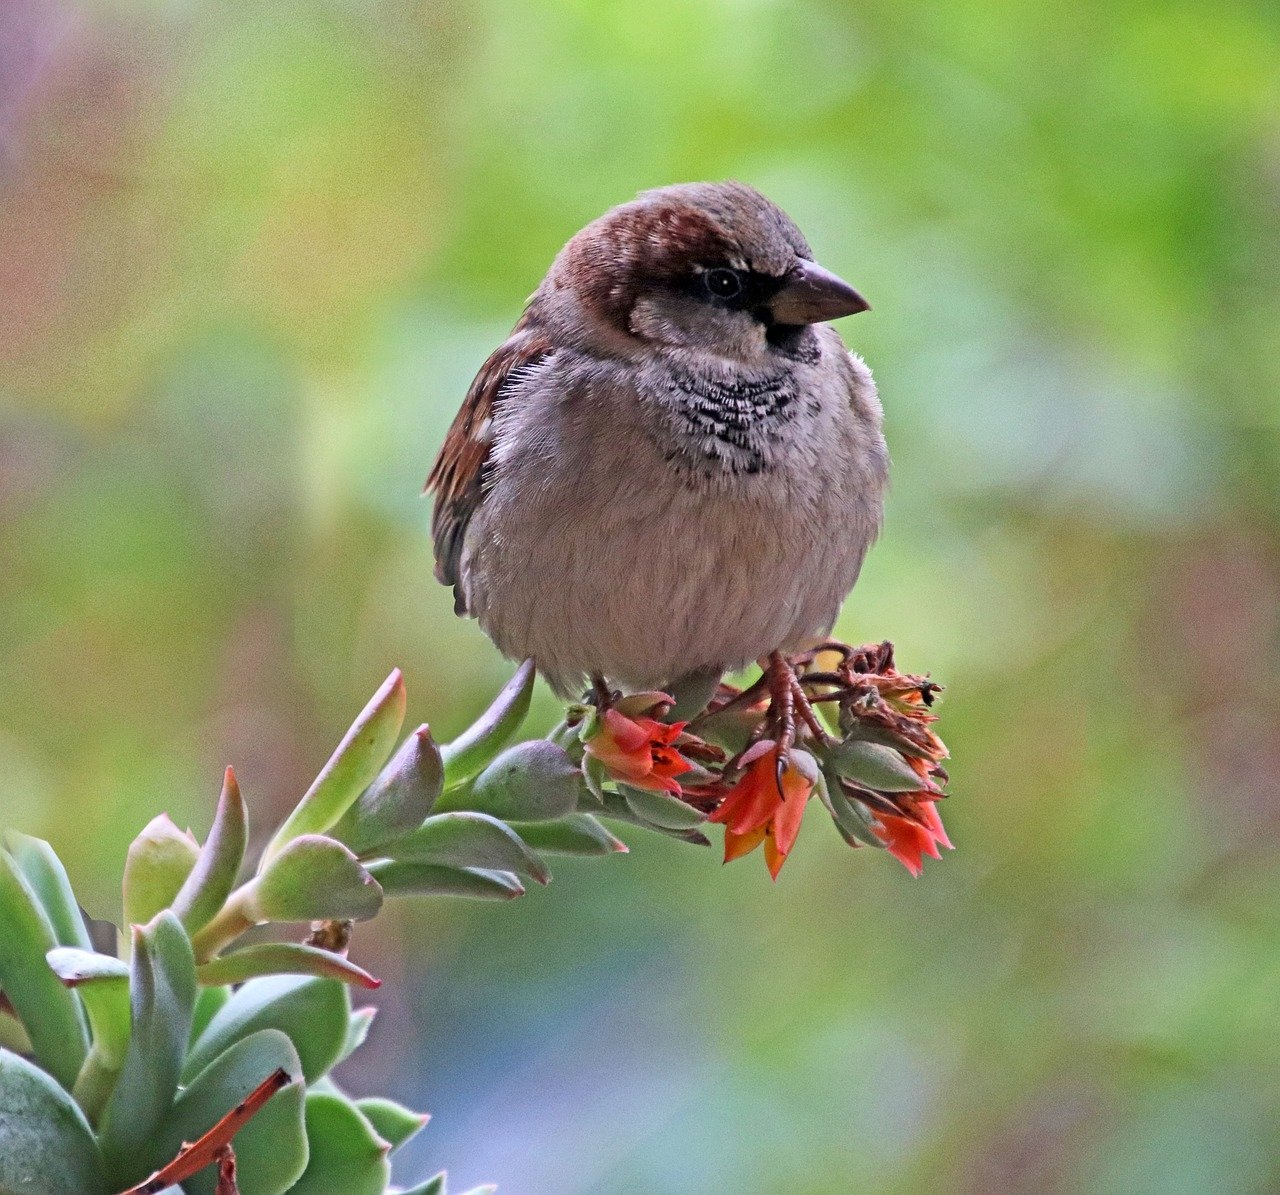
xmin=99 ymin=911 xmax=197 ymax=1185
xmin=825 ymin=738 xmax=938 ymax=793
xmin=46 ymin=948 xmax=131 ymax=1122
xmin=287 ymin=1089 xmax=391 ymax=1195
xmin=171 ymin=766 xmax=248 ymax=935
xmin=0 ymin=1048 xmax=107 ymax=1195
xmin=0 ymin=1009 xmax=32 ymax=1055
xmin=197 ymin=943 xmax=381 ymax=990
xmin=191 ymin=983 xmax=230 ymax=1045
xmin=337 ymin=1006 xmax=377 ymax=1064
xmin=512 ymin=814 xmax=629 ymax=856
xmin=385 ymin=812 xmax=550 ymax=884
xmin=818 ymin=765 xmax=888 ymax=849
xmin=261 ymin=669 xmax=407 ymax=866
xmin=619 ymin=785 xmax=708 ymax=830
xmin=440 ymin=659 xmax=535 ymax=790
xmin=158 ymin=1029 xmax=306 ymax=1195
xmin=355 ymin=1096 xmax=430 ymax=1151
xmin=4 ymin=831 xmax=93 ymax=951
xmin=122 ymin=814 xmax=199 ymax=927
xmin=598 ymin=792 xmax=711 ymax=843
xmin=331 ymin=725 xmax=444 ymax=855
xmin=440 ymin=740 xmax=582 ymax=822
xmin=398 ymin=1174 xmax=446 ymax=1195
xmin=251 ymin=835 xmax=384 ymax=923
xmin=0 ymin=848 xmax=89 ymax=1090
xmin=840 ymin=714 xmax=936 ymax=759
xmin=580 ymin=752 xmax=608 ymax=804
xmin=184 ymin=974 xmax=350 ymax=1086
xmin=367 ymin=860 xmax=525 ymax=900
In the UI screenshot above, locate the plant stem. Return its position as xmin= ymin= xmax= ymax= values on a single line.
xmin=189 ymin=893 xmax=256 ymax=963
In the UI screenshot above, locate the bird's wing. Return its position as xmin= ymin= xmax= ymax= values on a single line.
xmin=426 ymin=323 xmax=553 ymax=613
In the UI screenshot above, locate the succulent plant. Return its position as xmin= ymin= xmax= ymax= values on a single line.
xmin=0 ymin=644 xmax=951 ymax=1193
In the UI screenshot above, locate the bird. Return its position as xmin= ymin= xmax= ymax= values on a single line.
xmin=427 ymin=181 xmax=888 ymax=706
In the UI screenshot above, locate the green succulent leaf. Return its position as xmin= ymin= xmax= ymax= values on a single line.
xmin=159 ymin=1029 xmax=306 ymax=1195
xmin=618 ymin=785 xmax=708 ymax=831
xmin=580 ymin=752 xmax=607 ymax=803
xmin=399 ymin=1176 xmax=495 ymax=1195
xmin=398 ymin=1174 xmax=446 ymax=1195
xmin=331 ymin=725 xmax=444 ymax=855
xmin=190 ymin=982 xmax=230 ymax=1045
xmin=171 ymin=766 xmax=248 ymax=935
xmin=598 ymin=792 xmax=711 ymax=844
xmin=0 ymin=1048 xmax=107 ymax=1195
xmin=0 ymin=848 xmax=89 ymax=1091
xmin=355 ymin=1096 xmax=430 ymax=1151
xmin=99 ymin=911 xmax=197 ymax=1186
xmin=4 ymin=831 xmax=93 ymax=951
xmin=45 ymin=947 xmax=129 ymax=985
xmin=261 ymin=668 xmax=407 ymax=867
xmin=184 ymin=974 xmax=350 ymax=1085
xmin=440 ymin=659 xmax=535 ymax=790
xmin=287 ymin=1089 xmax=391 ymax=1195
xmin=824 ymin=738 xmax=937 ymax=793
xmin=386 ymin=812 xmax=551 ymax=884
xmin=46 ymin=948 xmax=131 ymax=1123
xmin=440 ymin=740 xmax=582 ymax=822
xmin=337 ymin=1005 xmax=377 ymax=1064
xmin=690 ymin=705 xmax=760 ymax=756
xmin=840 ymin=715 xmax=935 ymax=759
xmin=197 ymin=942 xmax=381 ymax=990
xmin=819 ymin=767 xmax=888 ymax=849
xmin=367 ymin=860 xmax=526 ymax=900
xmin=250 ymin=834 xmax=384 ymax=923
xmin=0 ymin=1009 xmax=32 ymax=1055
xmin=512 ymin=813 xmax=629 ymax=856
xmin=122 ymin=814 xmax=200 ymax=927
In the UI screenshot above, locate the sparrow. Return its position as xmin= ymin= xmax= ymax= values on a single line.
xmin=427 ymin=181 xmax=888 ymax=703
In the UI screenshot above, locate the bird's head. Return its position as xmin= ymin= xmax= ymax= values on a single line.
xmin=541 ymin=181 xmax=869 ymax=365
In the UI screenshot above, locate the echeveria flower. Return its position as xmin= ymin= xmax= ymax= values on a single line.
xmin=708 ymin=741 xmax=820 ymax=879
xmin=583 ymin=707 xmax=692 ymax=796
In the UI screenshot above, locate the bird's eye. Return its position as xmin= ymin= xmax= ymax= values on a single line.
xmin=703 ymin=268 xmax=744 ymax=300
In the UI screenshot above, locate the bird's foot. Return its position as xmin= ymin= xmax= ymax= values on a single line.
xmin=587 ymin=674 xmax=616 ymax=712
xmin=756 ymin=651 xmax=837 ymax=793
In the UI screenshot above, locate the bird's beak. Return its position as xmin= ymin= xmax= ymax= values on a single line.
xmin=769 ymin=260 xmax=870 ymax=325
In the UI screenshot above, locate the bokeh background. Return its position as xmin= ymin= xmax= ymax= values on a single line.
xmin=3 ymin=1 xmax=1279 ymax=1191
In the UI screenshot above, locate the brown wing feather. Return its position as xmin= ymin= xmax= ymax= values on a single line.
xmin=426 ymin=323 xmax=552 ymax=613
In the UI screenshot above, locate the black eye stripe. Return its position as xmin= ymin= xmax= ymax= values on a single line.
xmin=689 ymin=266 xmax=787 ymax=315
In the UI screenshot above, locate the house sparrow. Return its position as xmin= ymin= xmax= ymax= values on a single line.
xmin=428 ymin=181 xmax=887 ymax=702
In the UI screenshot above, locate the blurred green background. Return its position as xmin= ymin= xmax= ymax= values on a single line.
xmin=2 ymin=1 xmax=1279 ymax=1191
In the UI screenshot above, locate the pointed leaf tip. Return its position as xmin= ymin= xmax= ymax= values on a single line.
xmin=512 ymin=813 xmax=628 ymax=857
xmin=332 ymin=724 xmax=444 ymax=855
xmin=261 ymin=671 xmax=408 ymax=866
xmin=440 ymin=659 xmax=536 ymax=789
xmin=172 ymin=765 xmax=248 ymax=935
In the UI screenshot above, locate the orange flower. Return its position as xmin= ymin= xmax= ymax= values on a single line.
xmin=873 ymin=796 xmax=952 ymax=877
xmin=709 ymin=741 xmax=817 ymax=879
xmin=584 ymin=708 xmax=692 ymax=795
